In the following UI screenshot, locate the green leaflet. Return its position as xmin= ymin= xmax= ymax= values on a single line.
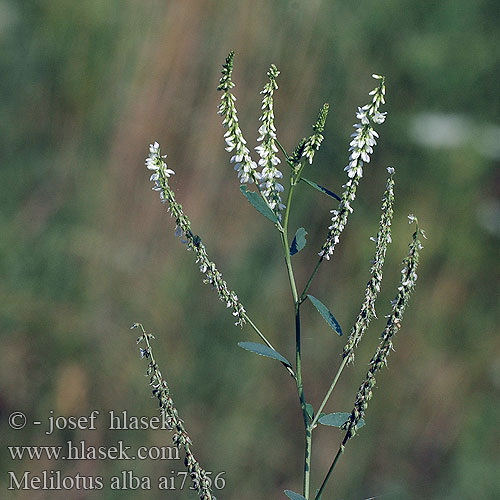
xmin=240 ymin=185 xmax=278 ymax=223
xmin=305 ymin=403 xmax=315 ymax=422
xmin=318 ymin=412 xmax=365 ymax=429
xmin=301 ymin=177 xmax=340 ymax=201
xmin=284 ymin=490 xmax=307 ymax=500
xmin=238 ymin=341 xmax=292 ymax=367
xmin=290 ymin=227 xmax=308 ymax=256
xmin=307 ymin=295 xmax=343 ymax=336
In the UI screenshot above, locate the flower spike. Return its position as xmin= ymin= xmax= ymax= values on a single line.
xmin=342 ymin=217 xmax=425 ymax=441
xmin=217 ymin=51 xmax=260 ymax=185
xmin=342 ymin=167 xmax=396 ymax=364
xmin=146 ymin=142 xmax=246 ymax=327
xmin=256 ymin=64 xmax=285 ymax=216
xmin=319 ymin=75 xmax=387 ymax=260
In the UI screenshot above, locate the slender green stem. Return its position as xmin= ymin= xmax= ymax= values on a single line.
xmin=294 ymin=305 xmax=312 ymax=498
xmin=280 ymin=231 xmax=299 ymax=301
xmin=279 ymin=157 xmax=307 ymax=303
xmin=274 ymin=143 xmax=319 ymax=498
xmin=277 ymin=149 xmax=314 ymax=498
xmin=279 ymin=154 xmax=301 ymax=303
xmin=299 ymin=256 xmax=324 ymax=304
xmin=304 ymin=425 xmax=312 ymax=498
xmin=275 ymin=138 xmax=291 ymax=162
xmin=314 ymin=440 xmax=346 ymax=500
xmin=243 ymin=313 xmax=275 ymax=349
xmin=243 ymin=312 xmax=296 ymax=379
xmin=310 ymin=356 xmax=349 ymax=429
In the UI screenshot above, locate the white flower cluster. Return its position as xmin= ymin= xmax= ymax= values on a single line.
xmin=345 ymin=74 xmax=386 ymax=178
xmin=146 ymin=142 xmax=247 ymax=327
xmin=217 ymin=52 xmax=260 ymax=185
xmin=319 ymin=75 xmax=387 ymax=260
xmin=146 ymin=141 xmax=175 ymax=203
xmin=256 ymin=64 xmax=285 ymax=214
xmin=302 ymin=132 xmax=324 ymax=165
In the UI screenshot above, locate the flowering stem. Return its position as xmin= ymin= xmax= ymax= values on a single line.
xmin=133 ymin=323 xmax=215 ymax=500
xmin=311 ymin=170 xmax=395 ymax=429
xmin=313 ymin=324 xmax=405 ymax=499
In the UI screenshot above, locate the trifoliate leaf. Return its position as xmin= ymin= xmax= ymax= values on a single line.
xmin=290 ymin=227 xmax=308 ymax=256
xmin=307 ymin=295 xmax=343 ymax=336
xmin=301 ymin=177 xmax=340 ymax=201
xmin=238 ymin=342 xmax=291 ymax=367
xmin=240 ymin=185 xmax=278 ymax=223
xmin=318 ymin=412 xmax=365 ymax=429
xmin=284 ymin=490 xmax=307 ymax=500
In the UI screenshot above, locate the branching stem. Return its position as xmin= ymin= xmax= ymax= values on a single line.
xmin=299 ymin=256 xmax=324 ymax=304
xmin=277 ymin=149 xmax=314 ymax=498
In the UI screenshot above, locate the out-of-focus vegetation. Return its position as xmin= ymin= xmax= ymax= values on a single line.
xmin=1 ymin=1 xmax=499 ymax=499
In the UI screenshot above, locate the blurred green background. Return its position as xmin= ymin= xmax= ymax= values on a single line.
xmin=1 ymin=1 xmax=499 ymax=499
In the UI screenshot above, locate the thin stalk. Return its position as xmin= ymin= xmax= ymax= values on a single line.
xmin=281 ymin=231 xmax=299 ymax=301
xmin=295 ymin=305 xmax=312 ymax=498
xmin=275 ymin=138 xmax=291 ymax=162
xmin=243 ymin=312 xmax=296 ymax=379
xmin=310 ymin=356 xmax=349 ymax=429
xmin=314 ymin=440 xmax=346 ymax=500
xmin=243 ymin=313 xmax=276 ymax=349
xmin=304 ymin=426 xmax=312 ymax=498
xmin=279 ymin=154 xmax=302 ymax=304
xmin=299 ymin=256 xmax=324 ymax=304
xmin=276 ymin=148 xmax=313 ymax=497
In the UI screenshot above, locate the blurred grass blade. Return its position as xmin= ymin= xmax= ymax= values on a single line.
xmin=290 ymin=227 xmax=308 ymax=255
xmin=307 ymin=295 xmax=343 ymax=336
xmin=238 ymin=341 xmax=292 ymax=367
xmin=301 ymin=177 xmax=340 ymax=201
xmin=240 ymin=185 xmax=278 ymax=223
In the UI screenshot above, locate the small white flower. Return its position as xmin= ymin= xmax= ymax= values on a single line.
xmin=149 ymin=141 xmax=160 ymax=154
xmin=161 ymin=166 xmax=175 ymax=177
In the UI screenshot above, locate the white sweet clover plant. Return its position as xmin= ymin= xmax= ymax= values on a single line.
xmin=134 ymin=51 xmax=426 ymax=500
